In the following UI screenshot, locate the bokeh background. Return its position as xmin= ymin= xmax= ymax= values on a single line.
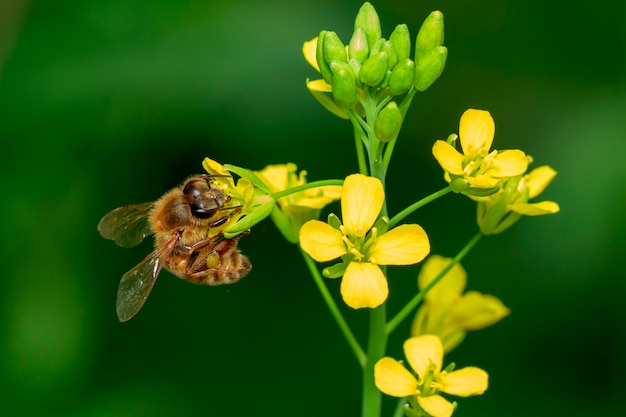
xmin=1 ymin=0 xmax=624 ymax=416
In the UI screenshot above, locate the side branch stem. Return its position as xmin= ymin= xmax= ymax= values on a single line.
xmin=388 ymin=186 xmax=452 ymax=229
xmin=300 ymin=247 xmax=366 ymax=366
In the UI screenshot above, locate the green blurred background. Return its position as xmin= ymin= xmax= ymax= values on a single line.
xmin=1 ymin=0 xmax=624 ymax=416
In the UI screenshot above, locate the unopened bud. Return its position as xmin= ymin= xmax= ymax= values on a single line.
xmin=359 ymin=51 xmax=388 ymax=87
xmin=323 ymin=31 xmax=347 ymax=64
xmin=349 ymin=27 xmax=369 ymax=63
xmin=389 ymin=58 xmax=416 ymax=95
xmin=414 ymin=46 xmax=447 ymax=91
xmin=389 ymin=24 xmax=411 ymax=62
xmin=381 ymin=40 xmax=398 ymax=70
xmin=374 ymin=101 xmax=403 ymax=142
xmin=330 ymin=60 xmax=357 ymax=109
xmin=354 ymin=2 xmax=382 ymax=54
xmin=415 ymin=11 xmax=445 ymax=62
xmin=316 ymin=30 xmax=334 ymax=84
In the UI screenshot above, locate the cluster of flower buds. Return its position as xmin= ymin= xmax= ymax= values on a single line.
xmin=313 ymin=2 xmax=446 ymax=110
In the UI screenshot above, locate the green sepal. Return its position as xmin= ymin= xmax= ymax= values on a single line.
xmin=328 ymin=213 xmax=342 ymax=230
xmin=323 ymin=262 xmax=347 ymax=278
xmin=223 ymin=164 xmax=272 ymax=194
xmin=354 ymin=2 xmax=382 ymax=55
xmin=360 ymin=51 xmax=388 ymax=87
xmin=374 ymin=101 xmax=403 ymax=142
xmin=372 ymin=216 xmax=389 ymax=235
xmin=330 ymin=60 xmax=358 ymax=109
xmin=389 ymin=58 xmax=416 ymax=96
xmin=316 ymin=30 xmax=334 ymax=84
xmin=349 ymin=27 xmax=369 ymax=63
xmin=224 ymin=196 xmax=275 ymax=238
xmin=414 ymin=11 xmax=444 ymax=62
xmin=414 ymin=46 xmax=447 ymax=91
xmin=306 ymin=80 xmax=349 ymax=119
xmin=323 ymin=31 xmax=348 ymax=64
xmin=389 ymin=24 xmax=411 ymax=62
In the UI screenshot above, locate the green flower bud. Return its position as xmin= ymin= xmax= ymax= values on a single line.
xmin=330 ymin=60 xmax=357 ymax=109
xmin=415 ymin=11 xmax=444 ymax=62
xmin=316 ymin=30 xmax=334 ymax=84
xmin=414 ymin=46 xmax=447 ymax=91
xmin=323 ymin=262 xmax=346 ymax=279
xmin=224 ymin=196 xmax=275 ymax=238
xmin=381 ymin=40 xmax=398 ymax=70
xmin=389 ymin=58 xmax=416 ymax=95
xmin=354 ymin=2 xmax=382 ymax=54
xmin=323 ymin=31 xmax=347 ymax=64
xmin=359 ymin=51 xmax=388 ymax=87
xmin=349 ymin=27 xmax=369 ymax=63
xmin=369 ymin=37 xmax=385 ymax=56
xmin=348 ymin=58 xmax=362 ymax=87
xmin=374 ymin=101 xmax=403 ymax=142
xmin=389 ymin=24 xmax=411 ymax=62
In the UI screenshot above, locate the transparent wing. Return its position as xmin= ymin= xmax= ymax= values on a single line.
xmin=115 ymin=235 xmax=178 ymax=322
xmin=98 ymin=202 xmax=154 ymax=248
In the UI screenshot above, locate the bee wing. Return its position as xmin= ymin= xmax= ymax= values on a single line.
xmin=116 ymin=235 xmax=178 ymax=322
xmin=98 ymin=202 xmax=154 ymax=248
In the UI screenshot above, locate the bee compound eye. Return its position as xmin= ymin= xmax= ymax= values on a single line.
xmin=183 ymin=178 xmax=221 ymax=219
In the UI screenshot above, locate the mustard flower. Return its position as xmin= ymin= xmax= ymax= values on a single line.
xmin=411 ymin=255 xmax=510 ymax=352
xmin=474 ymin=165 xmax=560 ymax=235
xmin=432 ymin=109 xmax=528 ymax=194
xmin=299 ymin=174 xmax=430 ymax=309
xmin=375 ymin=335 xmax=488 ymax=417
xmin=255 ymin=163 xmax=342 ymax=243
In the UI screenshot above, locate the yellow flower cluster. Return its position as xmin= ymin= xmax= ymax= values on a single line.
xmin=433 ymin=109 xmax=560 ymax=234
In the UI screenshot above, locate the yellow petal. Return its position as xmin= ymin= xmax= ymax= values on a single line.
xmin=374 ymin=357 xmax=419 ymax=397
xmin=417 ymin=395 xmax=455 ymax=417
xmin=341 ymin=174 xmax=384 ymax=237
xmin=418 ymin=255 xmax=466 ymax=307
xmin=340 ymin=262 xmax=388 ymax=309
xmin=465 ymin=174 xmax=501 ymax=189
xmin=508 ymin=201 xmax=560 ymax=215
xmin=256 ymin=163 xmax=298 ymax=193
xmin=432 ymin=140 xmax=464 ymax=175
xmin=369 ymin=224 xmax=430 ymax=265
xmin=306 ymin=81 xmax=349 ymax=119
xmin=440 ymin=367 xmax=488 ymax=397
xmin=404 ymin=335 xmax=443 ymax=377
xmin=525 ymin=165 xmax=557 ymax=199
xmin=448 ymin=291 xmax=510 ymax=330
xmin=299 ymin=220 xmax=346 ymax=262
xmin=488 ymin=149 xmax=528 ymax=177
xmin=303 ymin=37 xmax=320 ymax=72
xmin=459 ymin=109 xmax=495 ymax=156
xmin=307 ymin=78 xmax=333 ymax=93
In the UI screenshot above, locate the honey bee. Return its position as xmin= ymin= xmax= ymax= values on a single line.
xmin=98 ymin=175 xmax=251 ymax=322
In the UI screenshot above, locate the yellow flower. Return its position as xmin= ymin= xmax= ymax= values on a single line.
xmin=411 ymin=255 xmax=510 ymax=352
xmin=474 ymin=165 xmax=560 ymax=235
xmin=255 ymin=163 xmax=342 ymax=243
xmin=299 ymin=174 xmax=430 ymax=309
xmin=432 ymin=109 xmax=528 ymax=193
xmin=375 ymin=335 xmax=488 ymax=417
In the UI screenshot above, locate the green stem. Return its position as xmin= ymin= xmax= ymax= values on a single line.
xmin=362 ymin=303 xmax=387 ymax=417
xmin=271 ymin=179 xmax=344 ymax=200
xmin=385 ymin=232 xmax=483 ymax=335
xmin=392 ymin=398 xmax=407 ymax=417
xmin=300 ymin=247 xmax=366 ymax=366
xmin=388 ymin=186 xmax=452 ymax=229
